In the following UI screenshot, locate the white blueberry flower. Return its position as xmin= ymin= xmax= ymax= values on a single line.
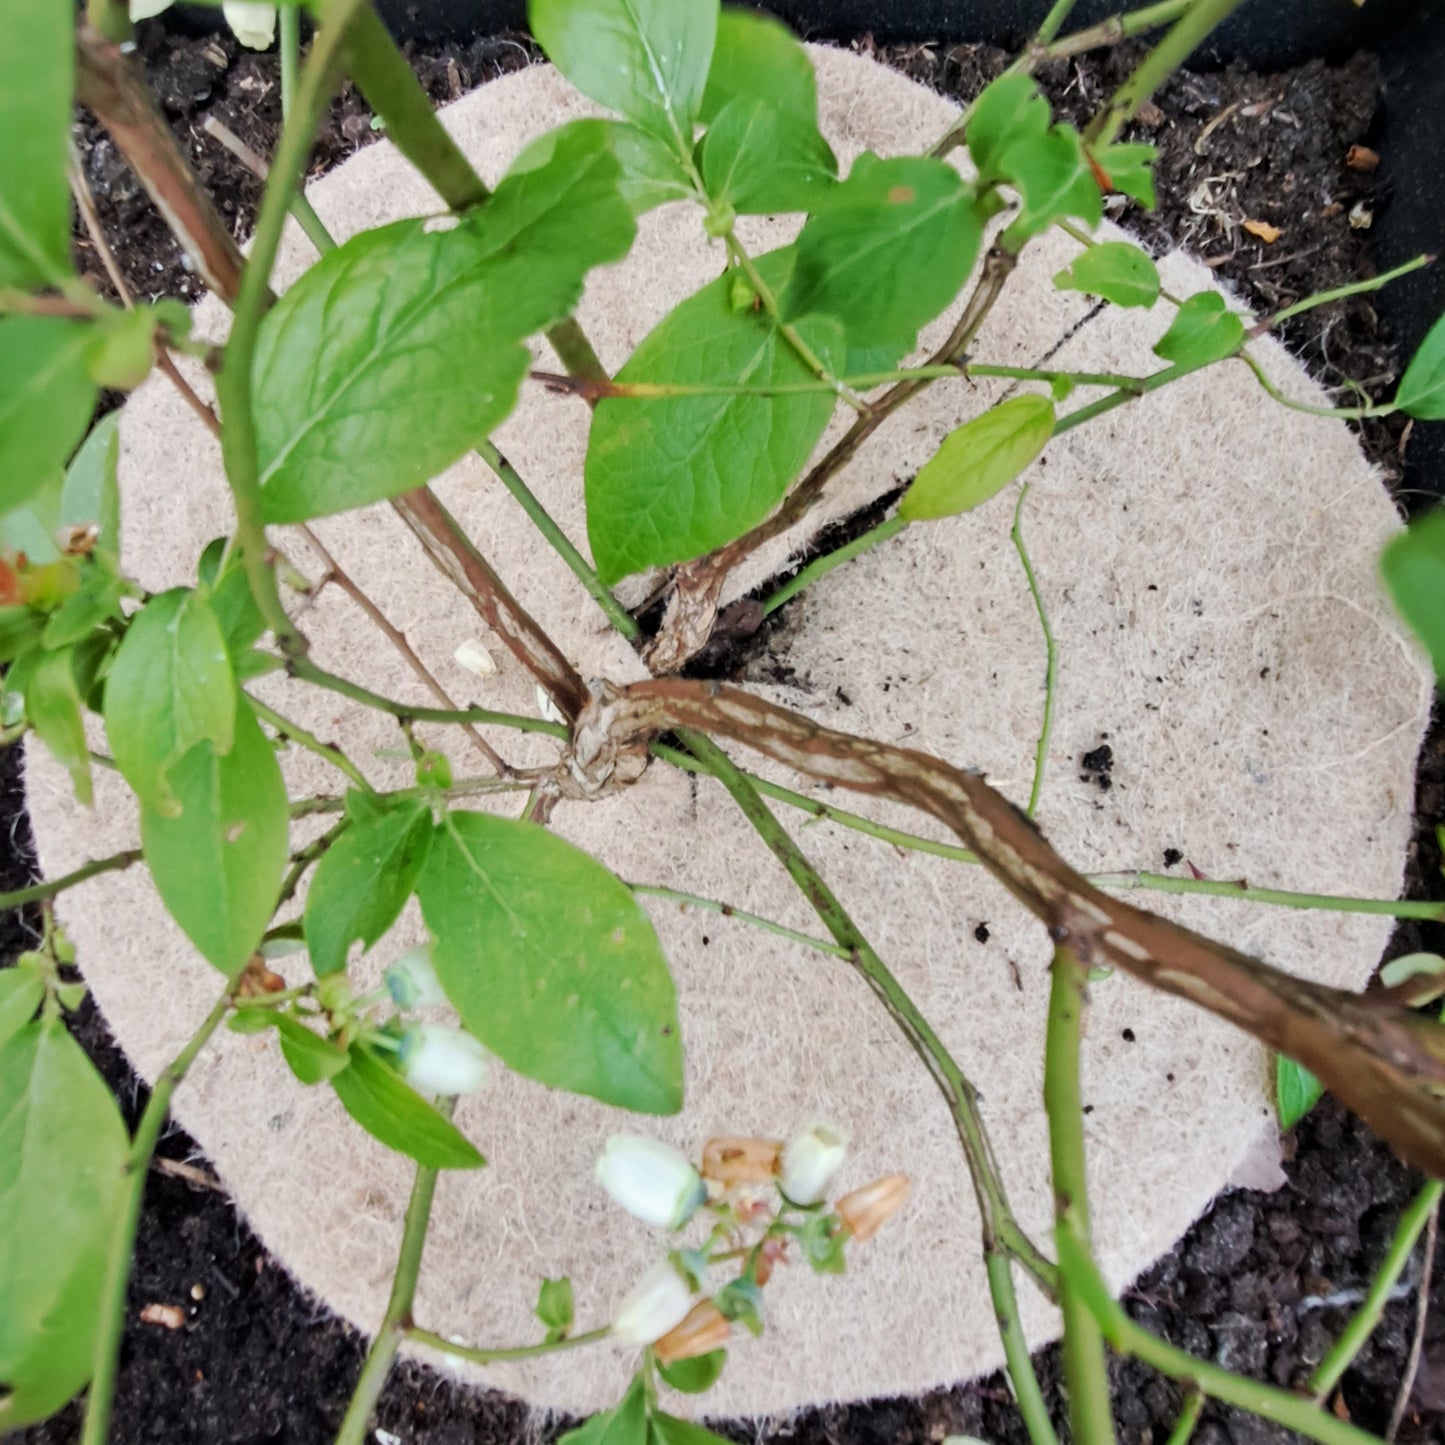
xmin=453 ymin=639 xmax=497 ymax=677
xmin=129 ymin=0 xmax=174 ymax=20
xmin=222 ymin=2 xmax=277 ymax=48
xmin=385 ymin=945 xmax=448 ymax=1010
xmin=779 ymin=1120 xmax=849 ymax=1204
xmin=398 ymin=1024 xmax=490 ymax=1096
xmin=596 ymin=1135 xmax=706 ymax=1230
xmin=611 ymin=1258 xmax=694 ymax=1347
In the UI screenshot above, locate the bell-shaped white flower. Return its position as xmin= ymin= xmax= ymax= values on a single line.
xmin=611 ymin=1259 xmax=694 ymax=1347
xmin=130 ymin=0 xmax=174 ymax=19
xmin=398 ymin=1024 xmax=490 ymax=1096
xmin=780 ymin=1120 xmax=849 ymax=1204
xmin=222 ymin=2 xmax=276 ymax=49
xmin=596 ymin=1135 xmax=706 ymax=1230
xmin=385 ymin=945 xmax=448 ymax=1010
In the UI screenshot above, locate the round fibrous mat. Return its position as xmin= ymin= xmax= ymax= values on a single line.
xmin=26 ymin=46 xmax=1433 ymax=1420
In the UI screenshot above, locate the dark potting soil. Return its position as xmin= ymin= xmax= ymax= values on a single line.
xmin=7 ymin=20 xmax=1445 ymax=1445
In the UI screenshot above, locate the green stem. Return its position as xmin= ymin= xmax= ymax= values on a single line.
xmin=216 ymin=0 xmax=368 ymax=659
xmin=761 ymin=516 xmax=907 ymax=617
xmin=1045 ymin=0 xmax=1194 ymax=59
xmin=1034 ymin=0 xmax=1082 ymax=46
xmin=476 ymin=438 xmax=638 ymax=640
xmin=278 ymin=814 xmax=352 ymax=908
xmin=988 ymin=1250 xmax=1063 ymax=1445
xmin=1236 ymin=350 xmax=1393 ymax=420
xmin=279 ymin=3 xmax=300 ymax=120
xmin=683 ymin=730 xmax=1057 ymax=1305
xmin=335 ymin=1151 xmax=444 ymax=1445
xmin=1164 ymin=1391 xmax=1206 ymax=1445
xmin=1054 ymin=361 xmax=1196 ymax=435
xmin=653 ymin=745 xmax=1445 ymax=921
xmin=629 ymin=882 xmax=851 ymax=960
xmin=289 ymin=656 xmax=570 ymax=740
xmin=1257 ymin=254 xmax=1433 ymax=333
xmin=1045 ymin=947 xmax=1117 ymax=1445
xmin=406 ymin=1323 xmax=611 ymax=1365
xmin=247 ymin=694 xmax=374 ymax=792
xmin=1061 ymin=1233 xmax=1390 ymax=1445
xmin=0 ymin=848 xmax=143 ymax=911
xmin=82 ymin=971 xmax=243 ymax=1445
xmin=1307 ymin=1179 xmax=1445 ymax=1401
xmin=1012 ymin=483 xmax=1056 ymax=817
xmin=1086 ymin=0 xmax=1251 ymax=146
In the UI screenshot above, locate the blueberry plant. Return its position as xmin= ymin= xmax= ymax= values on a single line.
xmin=2 ymin=0 xmax=1445 ymax=1441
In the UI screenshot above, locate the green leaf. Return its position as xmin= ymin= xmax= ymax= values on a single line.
xmin=658 ymin=1350 xmax=727 ymax=1394
xmin=1275 ymin=1054 xmax=1325 ymax=1130
xmin=104 ymin=588 xmax=236 ymax=817
xmin=197 ymin=538 xmax=267 ymax=662
xmin=303 ymin=803 xmax=433 ymax=977
xmin=254 ymin=130 xmax=636 ymax=524
xmin=273 ymin=1014 xmax=350 ymax=1085
xmin=25 ymin=648 xmax=93 ymax=807
xmin=965 ymin=73 xmax=1050 ymax=186
xmin=418 ymin=811 xmax=684 ymax=1115
xmin=784 ymin=153 xmax=985 ymax=354
xmin=1053 ymin=242 xmax=1160 ymax=308
xmin=83 ymin=304 xmax=165 ymax=392
xmin=799 ymin=1211 xmax=848 ymax=1274
xmin=0 ymin=0 xmax=74 ymax=290
xmin=560 ymin=1377 xmax=650 ymax=1445
xmin=0 ymin=607 xmax=43 ymax=666
xmin=510 ymin=119 xmax=694 ymax=216
xmin=0 ymin=1017 xmax=128 ymax=1431
xmin=712 ymin=1277 xmax=763 ymax=1336
xmin=899 ymin=394 xmax=1055 ymax=523
xmin=41 ymin=571 xmax=126 ymax=651
xmin=330 ymin=1044 xmax=484 ymax=1169
xmin=1093 ymin=141 xmax=1158 ymax=209
xmin=1396 ymin=309 xmax=1445 ymax=419
xmin=534 ymin=1276 xmax=575 ymax=1337
xmin=0 ymin=319 xmax=99 ymax=514
xmin=529 ymin=0 xmax=717 ymax=151
xmin=700 ymin=96 xmax=837 ymax=215
xmin=586 ymin=252 xmax=844 ymax=582
xmin=999 ymin=126 xmax=1103 ymax=249
xmin=1 ymin=414 xmax=123 ymax=569
xmin=648 ymin=1411 xmax=733 ymax=1445
xmin=702 ymin=8 xmax=816 ymax=125
xmin=139 ymin=696 xmax=288 ymax=973
xmin=1381 ymin=506 xmax=1445 ymax=679
xmin=1153 ymin=292 xmax=1245 ymax=369
xmin=0 ymin=966 xmax=44 ymax=1047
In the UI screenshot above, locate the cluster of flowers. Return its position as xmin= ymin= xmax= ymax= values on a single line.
xmin=597 ymin=1126 xmax=909 ymax=1363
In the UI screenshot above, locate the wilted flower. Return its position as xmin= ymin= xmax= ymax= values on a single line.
xmin=398 ymin=1024 xmax=490 ymax=1096
xmin=653 ymin=1299 xmax=731 ymax=1365
xmin=597 ymin=1135 xmax=706 ymax=1230
xmin=779 ymin=1121 xmax=848 ymax=1204
xmin=836 ymin=1173 xmax=910 ymax=1242
xmin=701 ymin=1136 xmax=783 ymax=1187
xmin=385 ymin=945 xmax=448 ymax=1010
xmin=611 ymin=1259 xmax=694 ymax=1347
xmin=129 ymin=0 xmax=174 ymax=19
xmin=453 ymin=639 xmax=497 ymax=677
xmin=221 ymin=2 xmax=276 ymax=48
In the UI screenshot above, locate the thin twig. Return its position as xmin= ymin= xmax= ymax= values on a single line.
xmin=406 ymin=1324 xmax=611 ymax=1365
xmin=1012 ymin=482 xmax=1057 ymax=816
xmin=158 ymin=350 xmax=222 ymax=436
xmin=1389 ymin=1197 xmax=1439 ymax=1440
xmin=68 ymin=142 xmax=132 ymax=305
xmin=0 ymin=849 xmax=144 ymax=911
xmin=298 ymin=524 xmax=511 ymax=775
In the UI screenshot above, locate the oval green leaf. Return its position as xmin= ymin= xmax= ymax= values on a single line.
xmin=701 ymin=8 xmax=816 ymax=125
xmin=965 ymin=73 xmax=1050 ymax=186
xmin=899 ymin=395 xmax=1055 ymax=523
xmin=303 ymin=802 xmax=434 ymax=977
xmin=1395 ymin=309 xmax=1445 ymax=420
xmin=330 ymin=1044 xmax=484 ymax=1169
xmin=529 ymin=0 xmax=717 ymax=152
xmin=658 ymin=1349 xmax=727 ymax=1394
xmin=1381 ymin=505 xmax=1445 ymax=680
xmin=104 ymin=588 xmax=236 ymax=818
xmin=1153 ymin=291 xmax=1245 ymax=369
xmin=274 ymin=1014 xmax=351 ymax=1085
xmin=1053 ymin=242 xmax=1161 ymax=309
xmin=1275 ymin=1054 xmax=1325 ymax=1131
xmin=700 ymin=95 xmax=837 ymax=215
xmin=25 ymin=648 xmax=93 ymax=808
xmin=0 ymin=965 xmax=44 ymax=1047
xmin=998 ymin=125 xmax=1103 ymax=249
xmin=139 ymin=696 xmax=288 ymax=973
xmin=586 ymin=252 xmax=844 ymax=583
xmin=0 ymin=1017 xmax=129 ymax=1431
xmin=418 ymin=811 xmax=684 ymax=1115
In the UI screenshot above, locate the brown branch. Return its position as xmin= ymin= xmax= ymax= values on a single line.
xmin=297 ymin=524 xmax=512 ymax=776
xmin=389 ymin=488 xmax=590 ymax=723
xmin=578 ymin=678 xmax=1445 ymax=1179
xmin=649 ymin=247 xmax=1019 ymax=673
xmin=74 ymin=24 xmax=248 ymax=304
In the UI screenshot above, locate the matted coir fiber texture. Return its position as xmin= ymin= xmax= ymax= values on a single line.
xmin=25 ymin=47 xmax=1432 ymax=1418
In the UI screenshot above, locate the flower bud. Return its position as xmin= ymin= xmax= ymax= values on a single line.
xmin=385 ymin=945 xmax=448 ymax=1010
xmin=454 ymin=638 xmax=498 ymax=677
xmin=398 ymin=1024 xmax=491 ymax=1096
xmin=836 ymin=1173 xmax=910 ymax=1242
xmin=701 ymin=1136 xmax=783 ymax=1187
xmin=611 ymin=1259 xmax=694 ymax=1347
xmin=654 ymin=1300 xmax=731 ymax=1365
xmin=222 ymin=1 xmax=276 ymax=48
xmin=597 ymin=1135 xmax=706 ymax=1230
xmin=779 ymin=1121 xmax=848 ymax=1204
